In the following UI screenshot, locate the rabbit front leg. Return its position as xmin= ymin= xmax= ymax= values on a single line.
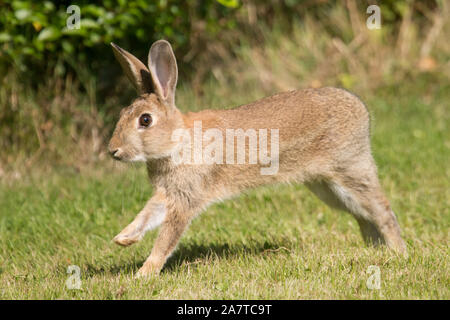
xmin=136 ymin=206 xmax=194 ymax=277
xmin=113 ymin=188 xmax=167 ymax=247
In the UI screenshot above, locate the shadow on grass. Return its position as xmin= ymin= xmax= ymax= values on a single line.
xmin=84 ymin=237 xmax=298 ymax=277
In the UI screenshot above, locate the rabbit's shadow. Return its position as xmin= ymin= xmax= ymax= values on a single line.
xmin=85 ymin=237 xmax=297 ymax=277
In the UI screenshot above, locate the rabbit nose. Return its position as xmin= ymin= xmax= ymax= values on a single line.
xmin=109 ymin=148 xmax=122 ymax=160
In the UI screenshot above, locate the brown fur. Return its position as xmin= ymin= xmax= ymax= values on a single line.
xmin=109 ymin=40 xmax=406 ymax=277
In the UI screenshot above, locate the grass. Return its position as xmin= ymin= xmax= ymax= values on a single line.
xmin=0 ymin=78 xmax=448 ymax=299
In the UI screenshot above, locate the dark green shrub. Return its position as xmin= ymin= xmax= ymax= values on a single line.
xmin=0 ymin=0 xmax=240 ymax=85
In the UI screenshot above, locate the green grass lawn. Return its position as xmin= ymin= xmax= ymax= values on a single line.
xmin=0 ymin=82 xmax=448 ymax=299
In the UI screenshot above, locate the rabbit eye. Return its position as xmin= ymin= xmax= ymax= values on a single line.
xmin=139 ymin=113 xmax=152 ymax=128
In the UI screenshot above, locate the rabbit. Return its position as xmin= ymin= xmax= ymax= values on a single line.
xmin=108 ymin=40 xmax=407 ymax=277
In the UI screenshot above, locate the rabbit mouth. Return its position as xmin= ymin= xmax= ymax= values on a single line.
xmin=112 ymin=152 xmax=147 ymax=163
xmin=109 ymin=144 xmax=146 ymax=162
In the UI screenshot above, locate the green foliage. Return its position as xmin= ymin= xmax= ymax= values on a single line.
xmin=0 ymin=0 xmax=239 ymax=80
xmin=0 ymin=0 xmax=435 ymax=83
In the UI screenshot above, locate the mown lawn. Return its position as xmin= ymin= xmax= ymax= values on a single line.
xmin=0 ymin=82 xmax=448 ymax=299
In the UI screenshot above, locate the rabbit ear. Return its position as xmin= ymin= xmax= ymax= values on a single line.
xmin=111 ymin=42 xmax=152 ymax=94
xmin=148 ymin=40 xmax=178 ymax=107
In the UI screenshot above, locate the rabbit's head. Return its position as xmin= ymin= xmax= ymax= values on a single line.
xmin=108 ymin=40 xmax=183 ymax=162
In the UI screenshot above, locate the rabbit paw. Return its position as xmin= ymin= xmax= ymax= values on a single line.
xmin=113 ymin=233 xmax=140 ymax=247
xmin=136 ymin=264 xmax=161 ymax=278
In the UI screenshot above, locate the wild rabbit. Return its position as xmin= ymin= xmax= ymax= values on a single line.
xmin=109 ymin=40 xmax=406 ymax=277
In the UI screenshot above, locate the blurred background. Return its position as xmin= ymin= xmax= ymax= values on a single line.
xmin=0 ymin=0 xmax=448 ymax=173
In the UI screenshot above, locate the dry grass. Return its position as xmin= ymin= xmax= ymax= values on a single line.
xmin=212 ymin=0 xmax=450 ymax=95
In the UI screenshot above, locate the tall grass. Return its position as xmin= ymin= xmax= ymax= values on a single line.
xmin=212 ymin=1 xmax=449 ymax=94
